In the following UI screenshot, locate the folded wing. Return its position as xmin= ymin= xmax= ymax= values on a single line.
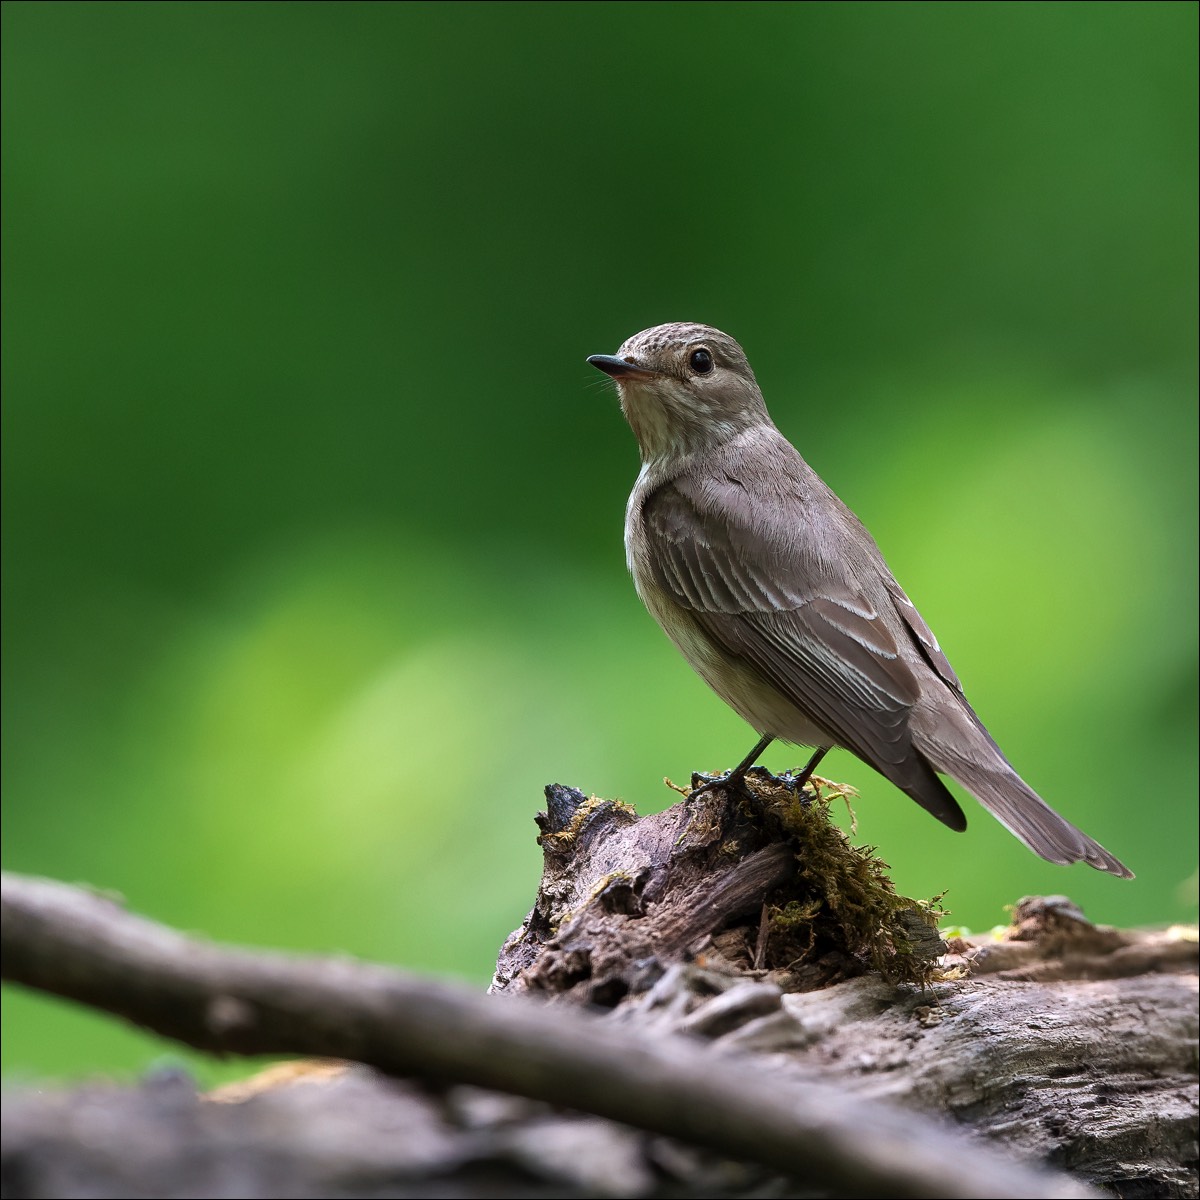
xmin=643 ymin=474 xmax=966 ymax=831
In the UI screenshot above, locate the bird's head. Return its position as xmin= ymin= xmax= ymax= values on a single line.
xmin=588 ymin=323 xmax=770 ymax=462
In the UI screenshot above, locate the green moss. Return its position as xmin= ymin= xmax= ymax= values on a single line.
xmin=537 ymin=795 xmax=637 ymax=853
xmin=747 ymin=773 xmax=948 ymax=987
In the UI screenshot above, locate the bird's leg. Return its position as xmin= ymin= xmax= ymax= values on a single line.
xmin=728 ymin=732 xmax=776 ymax=780
xmin=789 ymin=746 xmax=830 ymax=793
xmin=690 ymin=732 xmax=775 ymax=797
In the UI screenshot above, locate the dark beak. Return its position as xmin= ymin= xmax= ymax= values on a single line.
xmin=587 ymin=354 xmax=652 ymax=379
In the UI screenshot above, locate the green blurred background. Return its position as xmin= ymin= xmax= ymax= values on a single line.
xmin=3 ymin=1 xmax=1196 ymax=1084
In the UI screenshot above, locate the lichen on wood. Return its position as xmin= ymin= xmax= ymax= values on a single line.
xmin=492 ymin=770 xmax=948 ymax=1001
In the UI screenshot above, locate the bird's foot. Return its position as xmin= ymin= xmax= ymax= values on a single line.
xmin=689 ymin=764 xmax=798 ymax=800
xmin=777 ymin=768 xmax=838 ymax=800
xmin=689 ymin=768 xmax=755 ymax=799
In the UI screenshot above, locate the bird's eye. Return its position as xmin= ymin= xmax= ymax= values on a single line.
xmin=689 ymin=348 xmax=714 ymax=374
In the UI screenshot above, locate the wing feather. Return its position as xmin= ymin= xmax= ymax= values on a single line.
xmin=642 ymin=473 xmax=965 ymax=829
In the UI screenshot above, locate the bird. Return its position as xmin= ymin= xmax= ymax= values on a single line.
xmin=587 ymin=322 xmax=1132 ymax=878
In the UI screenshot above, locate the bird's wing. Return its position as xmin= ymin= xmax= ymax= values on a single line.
xmin=882 ymin=577 xmax=963 ymax=695
xmin=643 ymin=473 xmax=965 ymax=829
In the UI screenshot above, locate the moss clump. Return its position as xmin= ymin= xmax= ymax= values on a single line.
xmin=537 ymin=795 xmax=638 ymax=853
xmin=739 ymin=770 xmax=947 ymax=987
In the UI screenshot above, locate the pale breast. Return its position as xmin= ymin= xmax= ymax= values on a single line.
xmin=625 ymin=475 xmax=831 ymax=749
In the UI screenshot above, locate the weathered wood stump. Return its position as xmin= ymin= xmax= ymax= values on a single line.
xmin=493 ymin=774 xmax=947 ymax=1002
xmin=1 ymin=775 xmax=1196 ymax=1198
xmin=490 ymin=776 xmax=1199 ymax=1197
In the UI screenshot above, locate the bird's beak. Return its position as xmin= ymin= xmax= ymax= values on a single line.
xmin=587 ymin=354 xmax=653 ymax=380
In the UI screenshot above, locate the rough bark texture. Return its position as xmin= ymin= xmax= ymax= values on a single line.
xmin=2 ymin=776 xmax=1197 ymax=1200
xmin=492 ymin=775 xmax=949 ymax=1000
xmin=490 ymin=779 xmax=1198 ymax=1198
xmin=492 ymin=780 xmax=1197 ymax=1011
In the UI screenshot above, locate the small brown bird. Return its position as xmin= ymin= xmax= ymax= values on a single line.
xmin=589 ymin=322 xmax=1132 ymax=878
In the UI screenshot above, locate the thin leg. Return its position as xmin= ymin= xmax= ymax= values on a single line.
xmin=690 ymin=732 xmax=775 ymax=797
xmin=730 ymin=732 xmax=776 ymax=779
xmin=791 ymin=746 xmax=830 ymax=791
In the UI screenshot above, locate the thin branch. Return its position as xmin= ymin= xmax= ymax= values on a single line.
xmin=1 ymin=871 xmax=1100 ymax=1200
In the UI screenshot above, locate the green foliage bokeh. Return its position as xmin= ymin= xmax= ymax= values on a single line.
xmin=3 ymin=1 xmax=1196 ymax=1083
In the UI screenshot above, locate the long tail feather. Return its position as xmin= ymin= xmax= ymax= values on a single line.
xmin=935 ymin=750 xmax=1132 ymax=878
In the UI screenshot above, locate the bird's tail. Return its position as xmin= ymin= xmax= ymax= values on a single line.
xmin=914 ymin=711 xmax=1133 ymax=878
xmin=950 ymin=756 xmax=1131 ymax=877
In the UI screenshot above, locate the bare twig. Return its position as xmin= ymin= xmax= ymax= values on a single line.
xmin=0 ymin=870 xmax=1100 ymax=1200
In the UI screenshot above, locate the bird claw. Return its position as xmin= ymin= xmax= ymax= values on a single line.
xmin=687 ymin=770 xmax=746 ymax=800
xmin=689 ymin=765 xmax=813 ymax=802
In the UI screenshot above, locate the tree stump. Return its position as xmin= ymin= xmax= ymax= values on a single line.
xmin=1 ymin=775 xmax=1196 ymax=1198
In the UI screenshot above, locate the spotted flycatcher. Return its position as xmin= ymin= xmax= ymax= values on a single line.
xmin=589 ymin=322 xmax=1131 ymax=877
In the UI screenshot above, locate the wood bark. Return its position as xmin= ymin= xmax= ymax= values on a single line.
xmin=2 ymin=776 xmax=1196 ymax=1199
